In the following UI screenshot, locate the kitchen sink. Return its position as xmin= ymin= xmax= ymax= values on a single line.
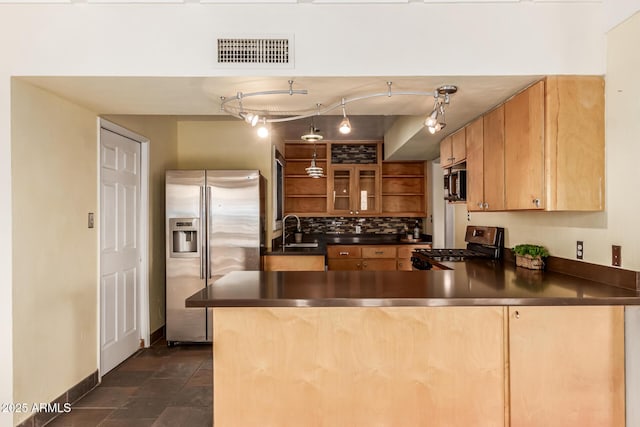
xmin=284 ymin=242 xmax=319 ymax=248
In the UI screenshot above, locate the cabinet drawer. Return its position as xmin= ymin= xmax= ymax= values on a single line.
xmin=362 ymin=246 xmax=397 ymax=258
xmin=327 ymin=259 xmax=362 ymax=271
xmin=327 ymin=246 xmax=362 ymax=259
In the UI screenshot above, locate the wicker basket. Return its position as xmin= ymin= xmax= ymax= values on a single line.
xmin=515 ymin=254 xmax=545 ymax=270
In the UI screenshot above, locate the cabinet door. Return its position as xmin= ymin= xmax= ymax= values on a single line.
xmin=355 ymin=165 xmax=380 ymax=214
xmin=504 ymin=81 xmax=545 ymax=210
xmin=465 ymin=117 xmax=484 ymax=211
xmin=440 ymin=136 xmax=453 ymax=168
xmin=328 ymin=166 xmax=354 ymax=214
xmin=451 ymin=128 xmax=466 ymax=165
xmin=508 ymin=306 xmax=624 ymax=427
xmin=361 ymin=259 xmax=397 ymax=271
xmin=483 ymin=105 xmax=505 ymax=211
xmin=327 ymin=258 xmax=362 ymax=270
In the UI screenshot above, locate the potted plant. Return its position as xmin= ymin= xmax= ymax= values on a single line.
xmin=513 ymin=244 xmax=549 ymax=270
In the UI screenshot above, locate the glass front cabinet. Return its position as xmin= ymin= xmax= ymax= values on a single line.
xmin=328 ymin=165 xmax=380 ymax=215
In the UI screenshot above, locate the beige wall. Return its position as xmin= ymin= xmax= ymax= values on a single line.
xmin=449 ymin=12 xmax=640 ymax=271
xmin=176 ymin=120 xmax=276 ymax=245
xmin=103 ymin=115 xmax=178 ymax=333
xmin=11 ymin=80 xmax=98 ymax=425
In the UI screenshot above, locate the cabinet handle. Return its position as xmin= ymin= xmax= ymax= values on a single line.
xmin=483 ymin=202 xmax=489 ymax=209
xmin=356 ymin=263 xmax=362 ymax=268
xmin=350 ymin=210 xmax=354 ymax=215
xmin=533 ymin=198 xmax=540 ymax=208
xmin=515 ymin=310 xmax=520 ymax=319
xmin=339 ymin=251 xmax=350 ymax=256
xmin=477 ymin=202 xmax=483 ymax=208
xmin=355 ymin=210 xmax=359 ymax=215
xmin=374 ymin=251 xmax=384 ymax=255
xmin=363 ymin=262 xmax=368 ymax=268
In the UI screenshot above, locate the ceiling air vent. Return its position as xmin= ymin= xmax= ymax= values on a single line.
xmin=217 ymin=38 xmax=291 ymax=65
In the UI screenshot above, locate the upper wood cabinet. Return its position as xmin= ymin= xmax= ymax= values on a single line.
xmin=503 ymin=77 xmax=604 ymax=211
xmin=440 ymin=128 xmax=466 ymax=168
xmin=328 ymin=164 xmax=380 ymax=215
xmin=466 ymin=106 xmax=506 ymax=212
xmin=504 ymin=81 xmax=545 ymax=210
xmin=462 ymin=76 xmax=604 ymax=212
xmin=544 ymin=76 xmax=605 ymax=211
xmin=283 ymin=142 xmax=328 ymax=216
xmin=381 ymin=162 xmax=427 ymax=217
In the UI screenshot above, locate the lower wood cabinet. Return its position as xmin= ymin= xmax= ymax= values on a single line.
xmin=212 ymin=305 xmax=625 ymax=426
xmin=508 ymin=305 xmax=624 ymax=426
xmin=327 ymin=244 xmax=431 ymax=271
xmin=262 ymin=255 xmax=326 ymax=271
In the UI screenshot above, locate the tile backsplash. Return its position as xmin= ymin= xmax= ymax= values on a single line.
xmin=298 ymin=217 xmax=424 ymax=235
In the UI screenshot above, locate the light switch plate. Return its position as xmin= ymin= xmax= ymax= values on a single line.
xmin=88 ymin=212 xmax=95 ymax=229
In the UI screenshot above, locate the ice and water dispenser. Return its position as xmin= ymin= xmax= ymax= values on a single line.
xmin=169 ymin=218 xmax=200 ymax=258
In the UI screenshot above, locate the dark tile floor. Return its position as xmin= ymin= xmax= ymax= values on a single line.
xmin=46 ymin=340 xmax=212 ymax=427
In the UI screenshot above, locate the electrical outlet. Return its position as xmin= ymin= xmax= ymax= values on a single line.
xmin=612 ymin=245 xmax=621 ymax=267
xmin=576 ymin=241 xmax=583 ymax=260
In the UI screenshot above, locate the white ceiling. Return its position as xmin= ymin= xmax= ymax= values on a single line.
xmin=20 ymin=75 xmax=541 ymax=160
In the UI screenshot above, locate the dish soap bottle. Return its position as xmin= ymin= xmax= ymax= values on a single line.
xmin=413 ymin=221 xmax=420 ymax=240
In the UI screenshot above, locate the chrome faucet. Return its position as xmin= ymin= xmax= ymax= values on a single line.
xmin=282 ymin=214 xmax=301 ymax=249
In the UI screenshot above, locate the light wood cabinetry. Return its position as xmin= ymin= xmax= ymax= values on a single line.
xmin=464 ymin=76 xmax=604 ymax=212
xmin=328 ymin=244 xmax=430 ymax=271
xmin=504 ymin=81 xmax=545 ymax=210
xmin=212 ymin=304 xmax=624 ymax=426
xmin=466 ymin=107 xmax=505 ymax=212
xmin=284 ymin=141 xmax=428 ymax=217
xmin=381 ymin=162 xmax=427 ymax=216
xmin=503 ymin=76 xmax=604 ymax=211
xmin=508 ymin=306 xmax=624 ymax=426
xmin=213 ymin=306 xmax=506 ymax=426
xmin=284 ymin=142 xmax=327 ymax=216
xmin=262 ymin=255 xmax=325 ymax=271
xmin=440 ymin=127 xmax=466 ymax=168
xmin=328 ymin=165 xmax=380 ymax=215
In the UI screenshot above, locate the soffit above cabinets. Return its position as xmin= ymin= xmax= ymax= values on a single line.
xmin=18 ymin=75 xmax=540 ymax=160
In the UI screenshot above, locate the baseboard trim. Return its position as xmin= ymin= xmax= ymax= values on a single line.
xmin=16 ymin=370 xmax=98 ymax=427
xmin=150 ymin=325 xmax=165 ymax=345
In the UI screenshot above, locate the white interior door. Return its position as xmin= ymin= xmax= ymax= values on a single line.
xmin=100 ymin=127 xmax=142 ymax=374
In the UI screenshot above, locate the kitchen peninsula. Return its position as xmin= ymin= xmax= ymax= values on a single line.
xmin=187 ymin=263 xmax=639 ymax=426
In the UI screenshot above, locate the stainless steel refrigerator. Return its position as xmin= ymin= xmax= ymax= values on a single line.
xmin=165 ymin=170 xmax=265 ymax=345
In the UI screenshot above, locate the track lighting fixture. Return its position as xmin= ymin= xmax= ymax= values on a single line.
xmin=338 ymin=99 xmax=351 ymax=135
xmin=257 ymin=118 xmax=269 ymax=138
xmin=220 ymin=81 xmax=458 ymax=137
xmin=425 ymin=85 xmax=456 ymax=134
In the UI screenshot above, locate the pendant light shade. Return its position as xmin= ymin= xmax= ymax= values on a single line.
xmin=305 ymin=145 xmax=324 ymax=178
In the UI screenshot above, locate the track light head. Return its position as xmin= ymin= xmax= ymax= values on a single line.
xmin=339 ymin=116 xmax=352 ymax=134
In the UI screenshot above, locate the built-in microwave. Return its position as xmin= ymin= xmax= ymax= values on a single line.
xmin=444 ymin=169 xmax=466 ymax=201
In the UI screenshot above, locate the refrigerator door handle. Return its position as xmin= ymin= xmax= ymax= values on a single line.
xmin=200 ymin=185 xmax=206 ymax=280
xmin=206 ymin=185 xmax=213 ymax=280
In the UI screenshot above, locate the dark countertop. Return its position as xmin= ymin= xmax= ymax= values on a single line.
xmin=263 ymin=233 xmax=432 ymax=256
xmin=186 ymin=259 xmax=640 ymax=307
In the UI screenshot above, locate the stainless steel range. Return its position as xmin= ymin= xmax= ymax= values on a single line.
xmin=411 ymin=225 xmax=504 ymax=269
